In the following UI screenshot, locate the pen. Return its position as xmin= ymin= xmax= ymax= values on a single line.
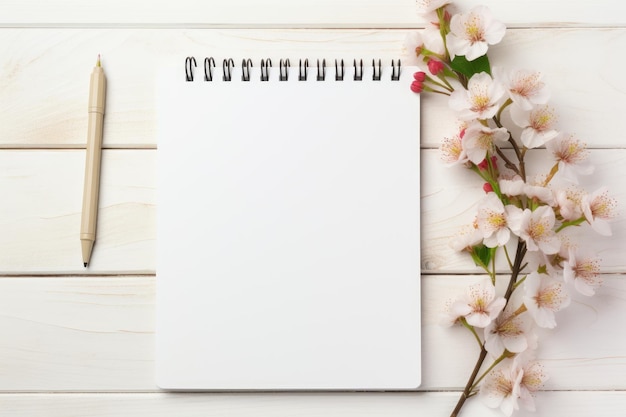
xmin=80 ymin=55 xmax=107 ymax=267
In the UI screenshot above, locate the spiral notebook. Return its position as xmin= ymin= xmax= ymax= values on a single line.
xmin=155 ymin=57 xmax=421 ymax=390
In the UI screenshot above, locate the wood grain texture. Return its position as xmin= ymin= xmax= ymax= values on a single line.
xmin=2 ymin=149 xmax=624 ymax=275
xmin=0 ymin=276 xmax=624 ymax=392
xmin=0 ymin=150 xmax=155 ymax=274
xmin=2 ymin=0 xmax=625 ymax=414
xmin=0 ymin=0 xmax=623 ymax=27
xmin=1 ymin=28 xmax=624 ymax=149
xmin=1 ymin=392 xmax=625 ymax=417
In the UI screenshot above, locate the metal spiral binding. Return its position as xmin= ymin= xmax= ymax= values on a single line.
xmin=372 ymin=59 xmax=382 ymax=81
xmin=185 ymin=56 xmax=197 ymax=81
xmin=185 ymin=57 xmax=402 ymax=82
xmin=316 ymin=59 xmax=326 ymax=81
xmin=353 ymin=59 xmax=363 ymax=81
xmin=299 ymin=59 xmax=309 ymax=81
xmin=335 ymin=59 xmax=344 ymax=81
xmin=222 ymin=58 xmax=234 ymax=82
xmin=391 ymin=59 xmax=401 ymax=81
xmin=279 ymin=59 xmax=290 ymax=81
xmin=261 ymin=59 xmax=272 ymax=81
xmin=241 ymin=59 xmax=252 ymax=82
xmin=204 ymin=57 xmax=215 ymax=81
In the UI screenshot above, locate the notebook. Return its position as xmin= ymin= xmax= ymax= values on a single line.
xmin=155 ymin=57 xmax=421 ymax=390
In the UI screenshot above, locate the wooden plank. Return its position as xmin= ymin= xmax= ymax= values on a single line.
xmin=0 ymin=28 xmax=624 ymax=149
xmin=2 ymin=149 xmax=624 ymax=275
xmin=0 ymin=391 xmax=625 ymax=417
xmin=0 ymin=0 xmax=624 ymax=27
xmin=0 ymin=276 xmax=624 ymax=391
xmin=0 ymin=150 xmax=155 ymax=274
xmin=0 ymin=149 xmax=626 ymax=274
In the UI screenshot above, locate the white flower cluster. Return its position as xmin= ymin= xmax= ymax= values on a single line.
xmin=410 ymin=2 xmax=617 ymax=416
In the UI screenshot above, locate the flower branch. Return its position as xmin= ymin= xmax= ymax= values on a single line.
xmin=410 ymin=1 xmax=617 ymax=416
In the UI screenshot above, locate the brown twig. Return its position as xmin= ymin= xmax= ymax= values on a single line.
xmin=449 ymin=240 xmax=527 ymax=417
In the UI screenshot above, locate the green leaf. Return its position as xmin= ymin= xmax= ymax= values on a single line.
xmin=450 ymin=54 xmax=492 ymax=78
xmin=471 ymin=244 xmax=495 ymax=268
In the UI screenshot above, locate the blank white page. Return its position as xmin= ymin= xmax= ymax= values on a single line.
xmin=156 ymin=60 xmax=421 ymax=390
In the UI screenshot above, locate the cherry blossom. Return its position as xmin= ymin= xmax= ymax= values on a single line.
xmin=581 ymin=186 xmax=617 ymax=236
xmin=449 ymin=222 xmax=483 ymax=252
xmin=510 ymin=104 xmax=559 ymax=149
xmin=440 ymin=133 xmax=468 ymax=165
xmin=446 ymin=5 xmax=506 ymax=61
xmin=476 ymin=193 xmax=511 ymax=247
xmin=514 ymin=355 xmax=549 ymax=412
xmin=461 ymin=122 xmax=509 ymax=164
xmin=415 ymin=0 xmax=450 ymax=14
xmin=546 ymin=133 xmax=594 ymax=183
xmin=498 ymin=175 xmax=525 ymax=197
xmin=554 ymin=186 xmax=585 ymax=221
xmin=427 ymin=58 xmax=445 ymax=75
xmin=506 ymin=205 xmax=561 ymax=254
xmin=449 ymin=278 xmax=506 ymax=328
xmin=562 ymin=248 xmax=603 ymax=296
xmin=479 ymin=360 xmax=523 ymax=416
xmin=523 ymin=272 xmax=570 ymax=328
xmin=403 ymin=32 xmax=425 ymax=66
xmin=404 ymin=27 xmax=446 ymax=60
xmin=409 ymin=3 xmax=615 ymax=415
xmin=484 ymin=306 xmax=536 ymax=357
xmin=495 ymin=68 xmax=550 ymax=110
xmin=449 ymin=72 xmax=505 ymax=120
xmin=524 ymin=177 xmax=555 ymax=206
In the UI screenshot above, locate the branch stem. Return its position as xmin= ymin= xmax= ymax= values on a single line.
xmin=449 ymin=240 xmax=527 ymax=417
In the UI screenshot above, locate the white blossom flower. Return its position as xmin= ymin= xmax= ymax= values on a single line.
xmin=402 ymin=32 xmax=424 ymax=66
xmin=524 ymin=177 xmax=556 ymax=206
xmin=446 ymin=6 xmax=506 ymax=61
xmin=424 ymin=28 xmax=447 ymax=56
xmin=546 ymin=133 xmax=594 ymax=183
xmin=499 ymin=175 xmax=525 ymax=196
xmin=461 ymin=122 xmax=509 ymax=164
xmin=563 ymin=248 xmax=602 ymax=296
xmin=506 ymin=205 xmax=561 ymax=254
xmin=477 ymin=193 xmax=511 ymax=247
xmin=554 ymin=186 xmax=585 ymax=221
xmin=449 ymin=222 xmax=483 ymax=252
xmin=495 ymin=67 xmax=550 ymax=110
xmin=450 ymin=278 xmax=506 ymax=328
xmin=416 ymin=0 xmax=450 ymax=14
xmin=484 ymin=305 xmax=536 ymax=357
xmin=510 ymin=104 xmax=559 ymax=149
xmin=581 ymin=186 xmax=617 ymax=236
xmin=514 ymin=355 xmax=549 ymax=412
xmin=440 ymin=133 xmax=468 ymax=165
xmin=523 ymin=272 xmax=570 ymax=328
xmin=404 ymin=28 xmax=446 ymax=61
xmin=479 ymin=360 xmax=523 ymax=416
xmin=449 ymin=72 xmax=505 ymax=120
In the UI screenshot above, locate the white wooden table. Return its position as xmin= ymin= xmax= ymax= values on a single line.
xmin=1 ymin=1 xmax=625 ymax=415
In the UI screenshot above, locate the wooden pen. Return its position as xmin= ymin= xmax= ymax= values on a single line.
xmin=80 ymin=55 xmax=106 ymax=267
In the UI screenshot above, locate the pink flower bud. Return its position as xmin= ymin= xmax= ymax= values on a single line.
xmin=413 ymin=71 xmax=426 ymax=82
xmin=427 ymin=58 xmax=445 ymax=76
xmin=410 ymin=80 xmax=423 ymax=93
xmin=483 ymin=183 xmax=494 ymax=193
xmin=459 ymin=128 xmax=466 ymax=139
xmin=478 ymin=158 xmax=489 ymax=171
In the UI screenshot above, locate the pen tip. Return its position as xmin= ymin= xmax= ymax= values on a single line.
xmin=84 ymin=262 xmax=88 ymax=268
xmin=97 ymin=54 xmax=101 ymax=67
